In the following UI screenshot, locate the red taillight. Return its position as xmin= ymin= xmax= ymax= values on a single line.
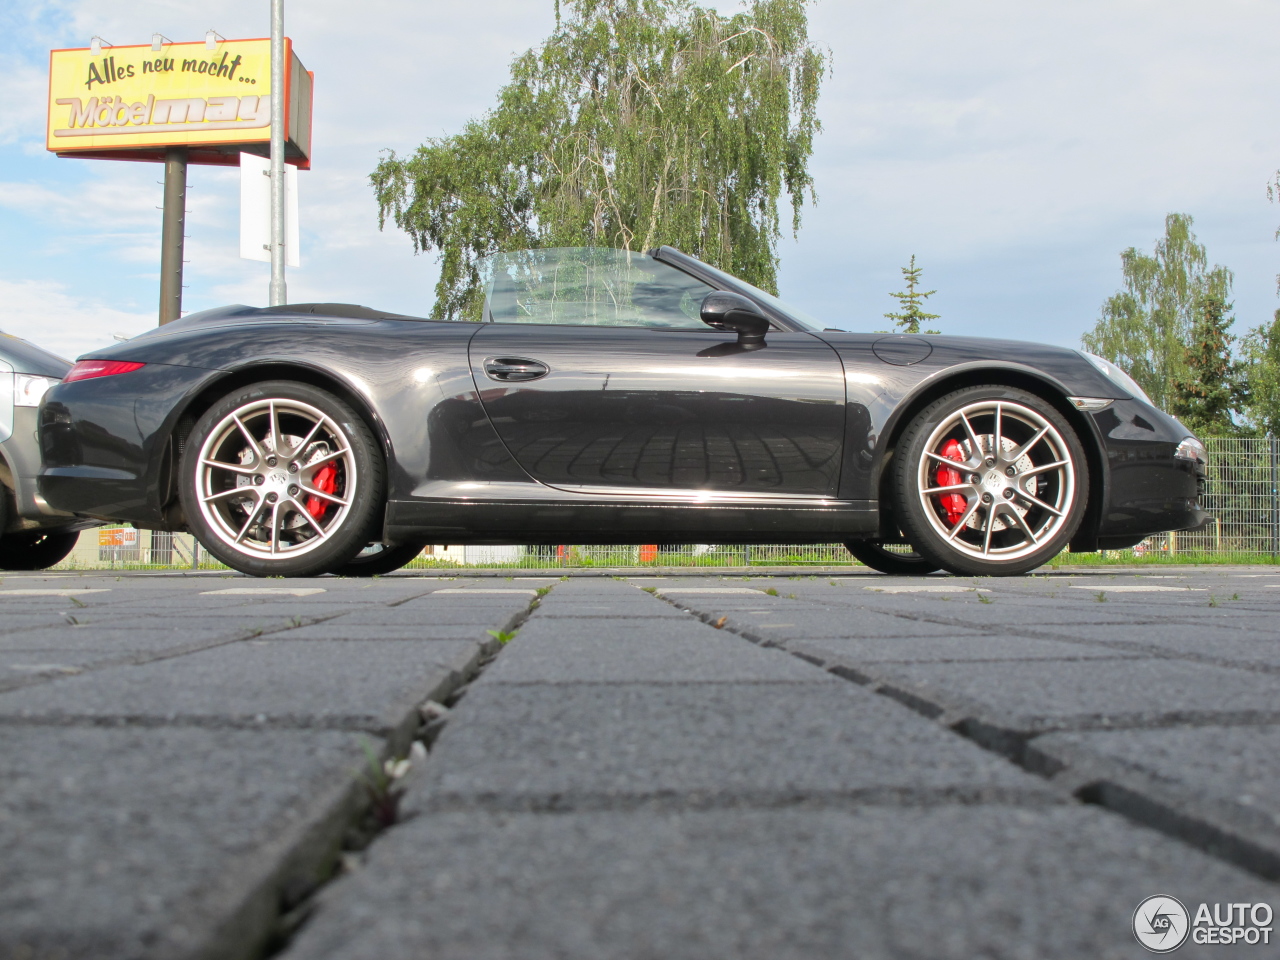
xmin=63 ymin=360 xmax=146 ymax=383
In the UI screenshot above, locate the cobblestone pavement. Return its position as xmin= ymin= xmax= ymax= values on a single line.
xmin=3 ymin=567 xmax=1279 ymax=959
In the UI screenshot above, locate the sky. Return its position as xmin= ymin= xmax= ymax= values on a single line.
xmin=3 ymin=0 xmax=1280 ymax=360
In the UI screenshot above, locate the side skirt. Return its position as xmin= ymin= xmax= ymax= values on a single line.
xmin=384 ymin=498 xmax=878 ymax=546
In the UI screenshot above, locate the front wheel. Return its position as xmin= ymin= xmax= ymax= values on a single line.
xmin=332 ymin=542 xmax=425 ymax=577
xmin=179 ymin=381 xmax=386 ymax=578
xmin=0 ymin=530 xmax=81 ymax=570
xmin=845 ymin=541 xmax=940 ymax=575
xmin=892 ymin=386 xmax=1088 ymax=577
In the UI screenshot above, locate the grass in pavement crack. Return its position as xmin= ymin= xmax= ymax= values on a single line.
xmin=356 ymin=740 xmax=410 ymax=830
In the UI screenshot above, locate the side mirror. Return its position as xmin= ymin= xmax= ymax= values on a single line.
xmin=700 ymin=292 xmax=771 ymax=345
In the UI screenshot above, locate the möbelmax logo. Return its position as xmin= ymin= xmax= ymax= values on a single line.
xmin=1133 ymin=896 xmax=1190 ymax=953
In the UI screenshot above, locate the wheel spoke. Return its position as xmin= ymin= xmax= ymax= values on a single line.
xmin=923 ymin=483 xmax=972 ymax=495
xmin=958 ymin=411 xmax=983 ymax=458
xmin=1021 ymin=458 xmax=1069 ymax=477
xmin=201 ymin=458 xmax=258 ymax=476
xmin=231 ymin=414 xmax=265 ymax=462
xmin=303 ymin=448 xmax=351 ymax=471
xmin=288 ymin=418 xmax=325 ymax=459
xmin=1018 ymin=492 xmax=1065 ymax=518
xmin=298 ymin=483 xmax=349 ymax=507
xmin=925 ymin=450 xmax=975 ymax=470
xmin=1008 ymin=504 xmax=1041 ymax=545
xmin=233 ymin=495 xmax=266 ymax=544
xmin=1009 ymin=425 xmax=1050 ymax=463
xmin=269 ymin=401 xmax=283 ymax=455
xmin=286 ymin=496 xmax=330 ymax=540
xmin=201 ymin=486 xmax=253 ymax=505
xmin=944 ymin=496 xmax=982 ymax=541
xmin=982 ymin=503 xmax=997 ymax=555
xmin=993 ymin=402 xmax=1003 ymax=456
xmin=269 ymin=501 xmax=284 ymax=555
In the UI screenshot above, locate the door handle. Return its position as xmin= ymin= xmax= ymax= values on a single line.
xmin=483 ymin=357 xmax=549 ymax=382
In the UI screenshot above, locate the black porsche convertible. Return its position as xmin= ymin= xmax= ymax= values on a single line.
xmin=37 ymin=246 xmax=1207 ymax=578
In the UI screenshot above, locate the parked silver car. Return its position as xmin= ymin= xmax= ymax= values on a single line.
xmin=0 ymin=331 xmax=97 ymax=569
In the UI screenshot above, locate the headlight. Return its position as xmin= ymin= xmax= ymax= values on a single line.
xmin=1078 ymin=352 xmax=1156 ymax=406
xmin=1175 ymin=436 xmax=1207 ymax=466
xmin=14 ymin=375 xmax=58 ymax=407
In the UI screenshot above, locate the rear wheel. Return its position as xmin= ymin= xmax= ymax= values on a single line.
xmin=893 ymin=385 xmax=1087 ymax=577
xmin=332 ymin=541 xmax=425 ymax=577
xmin=0 ymin=529 xmax=80 ymax=570
xmin=845 ymin=540 xmax=940 ymax=575
xmin=179 ymin=381 xmax=385 ymax=578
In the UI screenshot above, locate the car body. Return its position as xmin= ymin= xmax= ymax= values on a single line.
xmin=37 ymin=246 xmax=1208 ymax=577
xmin=1 ymin=331 xmax=96 ymax=568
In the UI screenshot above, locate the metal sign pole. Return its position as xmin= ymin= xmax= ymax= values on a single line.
xmin=269 ymin=0 xmax=287 ymax=306
xmin=158 ymin=146 xmax=187 ymax=324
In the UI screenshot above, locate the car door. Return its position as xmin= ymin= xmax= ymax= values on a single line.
xmin=468 ymin=248 xmax=846 ymax=498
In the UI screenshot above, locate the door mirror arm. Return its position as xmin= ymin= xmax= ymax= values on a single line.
xmin=700 ymin=292 xmax=771 ymax=346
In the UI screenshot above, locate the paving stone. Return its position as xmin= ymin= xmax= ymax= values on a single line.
xmin=0 ymin=640 xmax=481 ymax=731
xmin=482 ymin=622 xmax=831 ymax=684
xmin=0 ymin=626 xmax=263 ymax=653
xmin=862 ymin=658 xmax=1280 ymax=731
xmin=282 ymin=806 xmax=1280 ymax=960
xmin=785 ymin=634 xmax=1140 ymax=665
xmin=1030 ymin=726 xmax=1280 ymax=874
xmin=279 ymin=622 xmax=502 ymax=642
xmin=421 ymin=682 xmax=1055 ymax=810
xmin=0 ymin=726 xmax=373 ymax=960
xmin=1025 ymin=623 xmax=1280 ymax=668
xmin=314 ymin=604 xmax=533 ymax=627
xmin=690 ymin=607 xmax=991 ymax=640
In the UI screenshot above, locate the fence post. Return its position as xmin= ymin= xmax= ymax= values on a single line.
xmin=1271 ymin=435 xmax=1278 ymax=558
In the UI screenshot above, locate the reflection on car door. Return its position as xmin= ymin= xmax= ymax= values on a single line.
xmin=469 ymin=324 xmax=847 ymax=497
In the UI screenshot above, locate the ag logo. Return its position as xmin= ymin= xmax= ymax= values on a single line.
xmin=1134 ymin=895 xmax=1190 ymax=953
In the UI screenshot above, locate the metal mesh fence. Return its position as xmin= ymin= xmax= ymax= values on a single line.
xmin=50 ymin=437 xmax=1280 ymax=570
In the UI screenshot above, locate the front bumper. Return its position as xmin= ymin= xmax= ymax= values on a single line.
xmin=1092 ymin=399 xmax=1208 ymax=540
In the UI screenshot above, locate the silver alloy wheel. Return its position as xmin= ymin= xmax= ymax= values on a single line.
xmin=194 ymin=398 xmax=357 ymax=559
xmin=915 ymin=399 xmax=1076 ymax=562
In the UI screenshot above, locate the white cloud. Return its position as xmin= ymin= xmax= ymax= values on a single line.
xmin=0 ymin=277 xmax=155 ymax=360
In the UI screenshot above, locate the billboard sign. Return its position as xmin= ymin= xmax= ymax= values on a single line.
xmin=47 ymin=38 xmax=312 ymax=167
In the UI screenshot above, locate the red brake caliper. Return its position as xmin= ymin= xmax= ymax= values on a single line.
xmin=935 ymin=438 xmax=968 ymax=526
xmin=306 ymin=464 xmax=337 ymax=519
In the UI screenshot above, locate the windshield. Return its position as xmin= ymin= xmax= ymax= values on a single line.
xmin=680 ymin=259 xmax=827 ymax=332
xmin=480 ymin=248 xmax=715 ymax=328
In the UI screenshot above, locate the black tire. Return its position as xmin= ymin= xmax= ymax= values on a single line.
xmin=0 ymin=529 xmax=80 ymax=570
xmin=845 ymin=540 xmax=940 ymax=575
xmin=332 ymin=541 xmax=425 ymax=577
xmin=892 ymin=385 xmax=1088 ymax=577
xmin=179 ymin=381 xmax=385 ymax=578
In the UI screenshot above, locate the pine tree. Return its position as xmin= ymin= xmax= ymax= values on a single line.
xmin=884 ymin=255 xmax=940 ymax=334
xmin=1168 ymin=294 xmax=1246 ymax=436
xmin=1082 ymin=213 xmax=1232 ymax=411
xmin=371 ymin=0 xmax=829 ymax=320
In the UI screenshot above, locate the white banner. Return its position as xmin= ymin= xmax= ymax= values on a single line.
xmin=239 ymin=151 xmax=299 ymax=267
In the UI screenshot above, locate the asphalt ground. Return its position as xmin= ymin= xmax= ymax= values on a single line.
xmin=2 ymin=566 xmax=1279 ymax=959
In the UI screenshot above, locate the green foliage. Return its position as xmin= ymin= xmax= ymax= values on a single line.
xmin=371 ymin=0 xmax=828 ymax=319
xmin=1082 ymin=213 xmax=1232 ymax=411
xmin=1168 ymin=294 xmax=1247 ymax=435
xmin=1240 ymin=309 xmax=1280 ymax=436
xmin=884 ymin=255 xmax=940 ymax=334
xmin=487 ymin=629 xmax=518 ymax=644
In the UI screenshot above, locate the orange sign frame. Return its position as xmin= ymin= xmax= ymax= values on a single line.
xmin=47 ymin=37 xmax=312 ymax=168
